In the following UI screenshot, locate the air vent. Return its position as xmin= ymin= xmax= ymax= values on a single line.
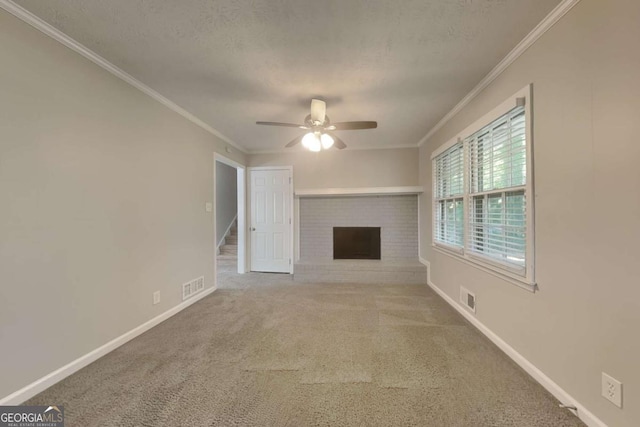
xmin=460 ymin=286 xmax=476 ymax=313
xmin=182 ymin=276 xmax=205 ymax=301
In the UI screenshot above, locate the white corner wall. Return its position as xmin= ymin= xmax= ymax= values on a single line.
xmin=418 ymin=1 xmax=640 ymax=426
xmin=0 ymin=10 xmax=245 ymax=401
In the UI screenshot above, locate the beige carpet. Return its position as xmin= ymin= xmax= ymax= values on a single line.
xmin=27 ymin=261 xmax=585 ymax=426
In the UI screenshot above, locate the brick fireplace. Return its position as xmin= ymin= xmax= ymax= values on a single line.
xmin=294 ymin=193 xmax=425 ymax=284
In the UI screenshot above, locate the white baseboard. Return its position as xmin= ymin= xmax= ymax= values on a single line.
xmin=418 ymin=257 xmax=607 ymax=427
xmin=0 ymin=285 xmax=217 ymax=405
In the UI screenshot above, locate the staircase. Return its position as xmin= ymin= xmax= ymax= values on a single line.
xmin=218 ymin=221 xmax=238 ymax=262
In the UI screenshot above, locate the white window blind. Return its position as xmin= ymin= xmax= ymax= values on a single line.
xmin=466 ymin=107 xmax=527 ymax=271
xmin=434 ymin=143 xmax=464 ymax=248
xmin=431 ymin=85 xmax=534 ymax=287
xmin=468 ymin=107 xmax=526 ymax=193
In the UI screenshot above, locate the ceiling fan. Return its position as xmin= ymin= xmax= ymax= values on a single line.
xmin=256 ymin=99 xmax=377 ymax=151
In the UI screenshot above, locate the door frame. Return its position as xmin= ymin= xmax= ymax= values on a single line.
xmin=213 ymin=153 xmax=247 ymax=290
xmin=247 ymin=166 xmax=294 ymax=274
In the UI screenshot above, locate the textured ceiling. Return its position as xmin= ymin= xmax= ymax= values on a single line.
xmin=15 ymin=0 xmax=561 ymax=152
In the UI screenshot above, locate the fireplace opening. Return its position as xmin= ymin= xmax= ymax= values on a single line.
xmin=333 ymin=227 xmax=381 ymax=260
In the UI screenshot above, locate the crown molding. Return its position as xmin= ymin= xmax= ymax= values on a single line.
xmin=417 ymin=0 xmax=582 ymax=148
xmin=0 ymin=0 xmax=248 ymax=154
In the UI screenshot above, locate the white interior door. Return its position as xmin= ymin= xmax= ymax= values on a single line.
xmin=250 ymin=168 xmax=292 ymax=273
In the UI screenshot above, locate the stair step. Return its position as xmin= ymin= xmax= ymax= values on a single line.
xmin=225 ymin=237 xmax=238 ymax=245
xmin=220 ymin=246 xmax=237 ymax=254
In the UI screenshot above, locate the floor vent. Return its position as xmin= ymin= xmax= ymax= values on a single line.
xmin=182 ymin=276 xmax=205 ymax=301
xmin=460 ymin=286 xmax=476 ymax=313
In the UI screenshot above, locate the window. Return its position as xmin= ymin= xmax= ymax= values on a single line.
xmin=434 ymin=143 xmax=464 ymax=249
xmin=431 ymin=85 xmax=534 ymax=287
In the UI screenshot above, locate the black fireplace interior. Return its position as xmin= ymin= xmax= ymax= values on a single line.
xmin=333 ymin=227 xmax=381 ymax=260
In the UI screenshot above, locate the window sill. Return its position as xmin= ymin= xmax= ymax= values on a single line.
xmin=433 ymin=241 xmax=464 ymax=255
xmin=431 ymin=244 xmax=537 ymax=293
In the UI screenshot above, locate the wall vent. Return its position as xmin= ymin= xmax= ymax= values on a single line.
xmin=460 ymin=286 xmax=476 ymax=313
xmin=182 ymin=276 xmax=205 ymax=301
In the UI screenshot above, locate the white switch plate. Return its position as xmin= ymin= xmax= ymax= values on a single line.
xmin=205 ymin=202 xmax=213 ymax=212
xmin=601 ymin=372 xmax=622 ymax=408
xmin=153 ymin=291 xmax=161 ymax=305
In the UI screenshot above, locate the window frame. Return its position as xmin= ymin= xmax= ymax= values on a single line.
xmin=430 ymin=85 xmax=535 ymax=290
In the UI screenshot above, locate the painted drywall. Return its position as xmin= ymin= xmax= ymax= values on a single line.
xmin=215 ymin=161 xmax=237 ymax=247
xmin=418 ymin=0 xmax=640 ymax=426
xmin=0 ymin=10 xmax=245 ymax=400
xmin=248 ymin=148 xmax=419 ymax=189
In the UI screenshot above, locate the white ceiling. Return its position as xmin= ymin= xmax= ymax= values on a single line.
xmin=15 ymin=0 xmax=561 ymax=152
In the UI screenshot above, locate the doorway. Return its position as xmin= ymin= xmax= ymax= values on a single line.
xmin=214 ymin=154 xmax=246 ymax=289
xmin=248 ymin=167 xmax=293 ymax=273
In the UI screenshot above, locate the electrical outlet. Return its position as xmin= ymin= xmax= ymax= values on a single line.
xmin=601 ymin=372 xmax=622 ymax=408
xmin=153 ymin=291 xmax=161 ymax=305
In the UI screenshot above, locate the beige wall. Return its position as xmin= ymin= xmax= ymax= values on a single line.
xmin=249 ymin=148 xmax=419 ymax=190
xmin=419 ymin=0 xmax=640 ymax=426
xmin=0 ymin=10 xmax=245 ymax=400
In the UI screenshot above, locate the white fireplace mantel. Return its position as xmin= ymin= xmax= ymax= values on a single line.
xmin=295 ymin=186 xmax=424 ymax=198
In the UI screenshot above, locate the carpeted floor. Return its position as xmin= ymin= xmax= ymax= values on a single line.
xmin=26 ymin=260 xmax=585 ymax=426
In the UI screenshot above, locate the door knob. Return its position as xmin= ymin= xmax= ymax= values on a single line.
xmin=251 ymin=227 xmax=256 ymax=231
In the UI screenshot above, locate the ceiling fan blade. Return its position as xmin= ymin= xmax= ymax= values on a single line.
xmin=256 ymin=121 xmax=307 ymax=129
xmin=310 ymin=99 xmax=326 ymax=124
xmin=327 ymin=132 xmax=347 ymax=150
xmin=329 ymin=121 xmax=377 ymax=131
xmin=285 ymin=134 xmax=304 ymax=148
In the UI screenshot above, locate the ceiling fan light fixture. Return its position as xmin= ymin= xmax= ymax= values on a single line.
xmin=301 ymin=132 xmax=315 ymax=149
xmin=321 ymin=133 xmax=334 ymax=149
xmin=256 ymin=99 xmax=377 ymax=151
xmin=302 ymin=132 xmax=322 ymax=151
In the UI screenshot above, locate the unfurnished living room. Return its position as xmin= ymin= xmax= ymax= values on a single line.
xmin=1 ymin=0 xmax=638 ymax=426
